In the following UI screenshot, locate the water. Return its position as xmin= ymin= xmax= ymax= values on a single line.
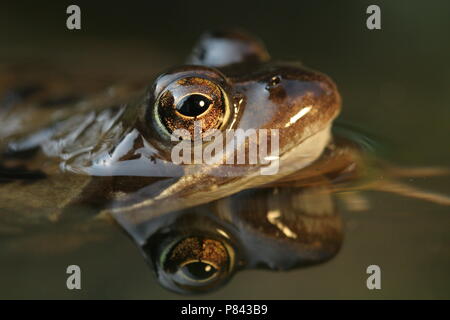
xmin=0 ymin=1 xmax=449 ymax=299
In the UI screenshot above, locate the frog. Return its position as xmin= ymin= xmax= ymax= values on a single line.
xmin=1 ymin=30 xmax=449 ymax=294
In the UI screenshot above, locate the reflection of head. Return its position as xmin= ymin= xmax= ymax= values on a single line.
xmin=137 ymin=184 xmax=343 ymax=294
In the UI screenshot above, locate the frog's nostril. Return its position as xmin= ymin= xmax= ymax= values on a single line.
xmin=265 ymin=75 xmax=281 ymax=90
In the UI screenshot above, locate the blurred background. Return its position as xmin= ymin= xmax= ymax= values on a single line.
xmin=0 ymin=0 xmax=449 ymax=299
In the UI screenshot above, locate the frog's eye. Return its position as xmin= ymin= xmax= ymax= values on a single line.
xmin=176 ymin=94 xmax=212 ymax=117
xmin=153 ymin=77 xmax=230 ymax=139
xmin=157 ymin=236 xmax=234 ymax=293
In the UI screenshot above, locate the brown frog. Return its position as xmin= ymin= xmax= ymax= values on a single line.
xmin=0 ymin=30 xmax=448 ymax=294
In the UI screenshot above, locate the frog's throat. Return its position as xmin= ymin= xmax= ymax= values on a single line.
xmin=112 ymin=124 xmax=332 ymax=244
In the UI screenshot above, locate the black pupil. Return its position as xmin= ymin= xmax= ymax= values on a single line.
xmin=176 ymin=95 xmax=211 ymax=117
xmin=181 ymin=261 xmax=217 ymax=281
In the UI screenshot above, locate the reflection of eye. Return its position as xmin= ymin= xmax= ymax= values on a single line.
xmin=176 ymin=260 xmax=219 ymax=282
xmin=153 ymin=77 xmax=230 ymax=139
xmin=158 ymin=236 xmax=235 ymax=293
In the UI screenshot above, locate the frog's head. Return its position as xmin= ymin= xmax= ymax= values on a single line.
xmin=139 ymin=183 xmax=342 ymax=295
xmin=141 ymin=30 xmax=341 ymax=160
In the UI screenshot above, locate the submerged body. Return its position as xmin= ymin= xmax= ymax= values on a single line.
xmin=0 ymin=31 xmax=447 ymax=294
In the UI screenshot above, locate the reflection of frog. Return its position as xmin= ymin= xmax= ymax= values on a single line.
xmin=0 ymin=31 xmax=448 ymax=294
xmin=142 ymin=181 xmax=344 ymax=294
xmin=0 ymin=30 xmax=343 ymax=226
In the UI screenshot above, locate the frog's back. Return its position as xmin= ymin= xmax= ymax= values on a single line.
xmin=0 ymin=64 xmax=138 ymax=231
xmin=0 ymin=63 xmax=143 ymax=143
